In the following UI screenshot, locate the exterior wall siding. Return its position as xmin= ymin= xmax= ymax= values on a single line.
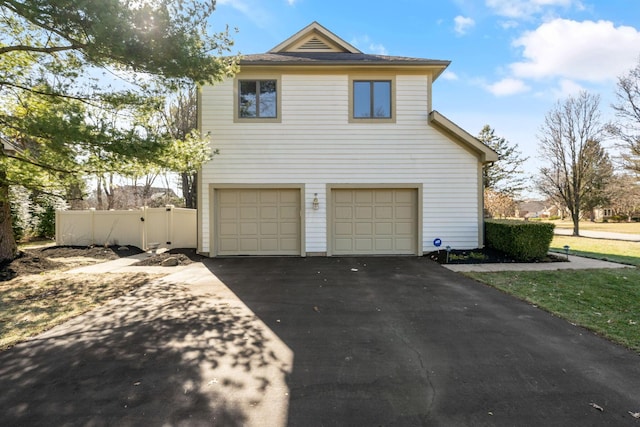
xmin=200 ymin=74 xmax=480 ymax=254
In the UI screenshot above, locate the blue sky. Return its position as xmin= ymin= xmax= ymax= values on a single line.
xmin=210 ymin=0 xmax=640 ymax=195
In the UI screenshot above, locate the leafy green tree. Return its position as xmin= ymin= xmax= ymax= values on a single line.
xmin=536 ymin=91 xmax=609 ymax=236
xmin=0 ymin=0 xmax=238 ymax=262
xmin=478 ymin=125 xmax=529 ymax=197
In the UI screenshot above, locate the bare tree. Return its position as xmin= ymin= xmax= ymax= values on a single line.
xmin=536 ymin=91 xmax=609 ymax=236
xmin=163 ymin=88 xmax=199 ymax=208
xmin=610 ymin=57 xmax=640 ymax=173
xmin=608 ymin=173 xmax=640 ymax=221
xmin=484 ymin=188 xmax=517 ymax=218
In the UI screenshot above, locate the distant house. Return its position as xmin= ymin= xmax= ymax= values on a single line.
xmin=197 ymin=22 xmax=497 ymax=257
xmin=516 ymin=200 xmax=559 ymax=219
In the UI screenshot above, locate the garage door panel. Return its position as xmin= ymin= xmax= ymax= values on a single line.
xmin=375 ymin=238 xmax=393 ymax=251
xmin=240 ymin=223 xmax=258 ymax=235
xmin=395 ymin=238 xmax=413 ymax=251
xmin=219 ymin=239 xmax=238 ymax=251
xmin=216 ymin=189 xmax=301 ymax=256
xmin=396 ymin=206 xmax=413 ymax=219
xmin=281 ymin=222 xmax=298 ymax=235
xmin=335 ymin=191 xmax=353 ymax=203
xmin=280 ymin=206 xmax=299 ymax=219
xmin=280 ymin=238 xmax=299 ymax=251
xmin=260 ymin=239 xmax=278 ymax=251
xmin=260 ymin=222 xmax=278 ymax=235
xmin=375 ymin=222 xmax=393 ymax=235
xmin=334 ymin=238 xmax=352 ymax=252
xmin=355 ymin=191 xmax=373 ymax=203
xmin=375 ymin=191 xmax=393 ymax=203
xmin=335 ymin=222 xmax=352 ymax=235
xmin=220 ymin=207 xmax=237 ymax=219
xmin=355 ymin=206 xmax=372 ymax=219
xmin=332 ymin=189 xmax=417 ymax=255
xmin=395 ymin=222 xmax=413 ymax=234
xmin=355 ymin=238 xmax=373 ymax=251
xmin=375 ymin=206 xmax=393 ymax=219
xmin=335 ymin=206 xmax=353 ymax=220
xmin=240 ymin=191 xmax=258 ymax=203
xmin=239 ymin=238 xmax=259 ymax=251
xmin=355 ymin=222 xmax=372 ymax=235
xmin=259 ymin=190 xmax=277 ymax=203
xmin=240 ymin=207 xmax=257 ymax=219
xmin=280 ymin=191 xmax=298 ymax=203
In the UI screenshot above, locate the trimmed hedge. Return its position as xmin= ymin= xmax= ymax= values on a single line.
xmin=485 ymin=220 xmax=555 ymax=262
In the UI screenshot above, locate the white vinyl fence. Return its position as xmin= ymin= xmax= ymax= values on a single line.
xmin=55 ymin=206 xmax=197 ymax=250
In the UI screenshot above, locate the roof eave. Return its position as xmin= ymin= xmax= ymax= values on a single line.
xmin=428 ymin=110 xmax=499 ymax=163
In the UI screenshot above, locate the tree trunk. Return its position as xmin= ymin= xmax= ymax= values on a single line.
xmin=0 ymin=178 xmax=18 ymax=263
xmin=571 ymin=211 xmax=580 ymax=236
xmin=181 ymin=172 xmax=197 ymax=209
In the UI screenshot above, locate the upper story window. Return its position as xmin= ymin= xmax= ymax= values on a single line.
xmin=239 ymin=79 xmax=277 ymax=118
xmin=353 ymin=80 xmax=392 ymax=119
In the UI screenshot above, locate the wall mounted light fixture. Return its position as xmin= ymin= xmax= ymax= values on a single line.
xmin=312 ymin=193 xmax=320 ymax=210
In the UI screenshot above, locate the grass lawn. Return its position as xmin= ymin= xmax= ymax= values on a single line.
xmin=0 ymin=272 xmax=157 ymax=350
xmin=467 ymin=235 xmax=640 ymax=352
xmin=550 ymin=235 xmax=640 ymax=267
xmin=546 ymin=220 xmax=640 ymax=234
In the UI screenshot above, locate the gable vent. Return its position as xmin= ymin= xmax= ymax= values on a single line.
xmin=298 ymin=36 xmax=332 ymax=50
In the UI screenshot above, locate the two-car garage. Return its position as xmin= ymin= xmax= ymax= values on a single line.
xmin=212 ymin=186 xmax=419 ymax=257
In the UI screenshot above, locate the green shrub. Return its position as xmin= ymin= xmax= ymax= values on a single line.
xmin=485 ymin=219 xmax=555 ymax=261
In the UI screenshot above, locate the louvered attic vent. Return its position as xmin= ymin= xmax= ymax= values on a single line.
xmin=298 ymin=36 xmax=332 ymax=50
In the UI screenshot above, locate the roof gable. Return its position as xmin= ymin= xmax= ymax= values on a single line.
xmin=269 ymin=21 xmax=361 ymax=54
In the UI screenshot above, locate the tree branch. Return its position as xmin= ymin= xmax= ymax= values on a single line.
xmin=0 ymin=44 xmax=79 ymax=55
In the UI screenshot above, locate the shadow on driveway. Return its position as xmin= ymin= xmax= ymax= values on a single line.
xmin=0 ymin=278 xmax=290 ymax=426
xmin=206 ymin=256 xmax=640 ymax=426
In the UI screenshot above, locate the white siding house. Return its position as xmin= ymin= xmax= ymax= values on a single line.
xmin=198 ymin=22 xmax=497 ymax=257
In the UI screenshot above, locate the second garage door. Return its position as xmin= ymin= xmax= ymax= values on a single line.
xmin=331 ymin=188 xmax=418 ymax=255
xmin=216 ymin=188 xmax=301 ymax=256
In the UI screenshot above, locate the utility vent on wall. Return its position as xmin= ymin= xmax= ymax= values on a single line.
xmin=297 ymin=36 xmax=332 ymax=51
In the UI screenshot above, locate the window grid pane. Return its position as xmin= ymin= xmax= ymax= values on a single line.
xmin=373 ymin=81 xmax=391 ymax=118
xmin=353 ymin=80 xmax=391 ymax=119
xmin=239 ymin=80 xmax=277 ymax=118
xmin=354 ymin=81 xmax=372 ymax=118
xmin=239 ymin=81 xmax=257 ymax=118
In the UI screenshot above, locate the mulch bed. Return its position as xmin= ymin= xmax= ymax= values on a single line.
xmin=131 ymin=248 xmax=207 ymax=266
xmin=0 ymin=245 xmax=197 ymax=282
xmin=427 ymin=247 xmax=566 ymax=264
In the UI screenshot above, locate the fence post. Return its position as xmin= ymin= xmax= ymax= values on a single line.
xmin=141 ymin=206 xmax=147 ymax=250
xmin=89 ymin=208 xmax=96 ymax=246
xmin=166 ymin=204 xmax=174 ymax=246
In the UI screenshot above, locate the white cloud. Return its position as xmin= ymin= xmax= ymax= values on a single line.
xmin=442 ymin=71 xmax=459 ymax=81
xmin=286 ymin=0 xmax=296 ymax=4
xmin=485 ymin=77 xmax=531 ymax=96
xmin=350 ymin=35 xmax=388 ymax=55
xmin=553 ymin=79 xmax=585 ymax=98
xmin=454 ymin=15 xmax=475 ymax=35
xmin=510 ymin=19 xmax=640 ymax=82
xmin=486 ymin=0 xmax=578 ymax=19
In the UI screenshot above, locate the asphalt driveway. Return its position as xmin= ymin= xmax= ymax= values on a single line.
xmin=1 ymin=257 xmax=639 ymax=426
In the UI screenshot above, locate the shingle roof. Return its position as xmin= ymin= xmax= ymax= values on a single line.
xmin=240 ymin=52 xmax=451 ymax=67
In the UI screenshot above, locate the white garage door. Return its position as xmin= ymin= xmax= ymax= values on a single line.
xmin=331 ymin=188 xmax=418 ymax=255
xmin=216 ymin=189 xmax=301 ymax=256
